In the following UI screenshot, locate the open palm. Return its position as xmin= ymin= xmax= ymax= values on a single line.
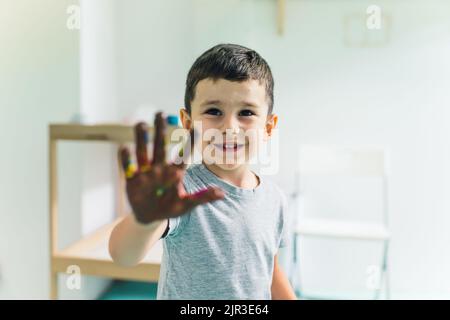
xmin=120 ymin=112 xmax=224 ymax=225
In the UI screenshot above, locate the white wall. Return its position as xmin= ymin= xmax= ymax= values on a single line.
xmin=0 ymin=0 xmax=120 ymax=299
xmin=0 ymin=0 xmax=81 ymax=298
xmin=115 ymin=0 xmax=195 ymax=120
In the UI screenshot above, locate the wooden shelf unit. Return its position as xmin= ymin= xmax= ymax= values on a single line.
xmin=49 ymin=123 xmax=177 ymax=300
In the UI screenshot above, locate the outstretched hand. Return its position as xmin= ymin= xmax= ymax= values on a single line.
xmin=120 ymin=112 xmax=224 ymax=225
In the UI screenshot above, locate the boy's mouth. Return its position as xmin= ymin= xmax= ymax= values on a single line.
xmin=213 ymin=142 xmax=245 ymax=152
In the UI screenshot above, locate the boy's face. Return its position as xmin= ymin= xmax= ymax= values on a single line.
xmin=180 ymin=78 xmax=277 ymax=171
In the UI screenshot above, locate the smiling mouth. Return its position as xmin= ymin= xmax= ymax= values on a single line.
xmin=213 ymin=143 xmax=245 ymax=152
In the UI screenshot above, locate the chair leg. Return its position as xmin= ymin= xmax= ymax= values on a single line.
xmin=374 ymin=240 xmax=389 ymax=300
xmin=384 ymin=241 xmax=391 ymax=300
xmin=289 ymin=234 xmax=296 ymax=285
xmin=374 ymin=273 xmax=383 ymax=300
xmin=291 ymin=234 xmax=303 ymax=298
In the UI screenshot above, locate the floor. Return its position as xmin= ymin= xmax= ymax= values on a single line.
xmin=99 ymin=280 xmax=158 ymax=300
xmin=98 ymin=281 xmax=449 ymax=300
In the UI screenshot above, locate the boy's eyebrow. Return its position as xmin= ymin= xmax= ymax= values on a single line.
xmin=200 ymin=99 xmax=222 ymax=107
xmin=240 ymin=101 xmax=260 ymax=108
xmin=199 ymin=99 xmax=260 ymax=108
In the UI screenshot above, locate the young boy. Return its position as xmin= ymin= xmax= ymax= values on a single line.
xmin=109 ymin=44 xmax=296 ymax=300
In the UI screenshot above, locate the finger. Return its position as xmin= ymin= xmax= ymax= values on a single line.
xmin=152 ymin=112 xmax=167 ymax=165
xmin=135 ymin=122 xmax=150 ymax=172
xmin=181 ymin=187 xmax=224 ymax=211
xmin=175 ymin=128 xmax=199 ymax=170
xmin=119 ymin=146 xmax=137 ymax=179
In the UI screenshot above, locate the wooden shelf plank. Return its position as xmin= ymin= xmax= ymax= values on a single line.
xmin=49 ymin=123 xmax=180 ymax=143
xmin=54 ymin=218 xmax=162 ymax=282
xmin=52 ymin=256 xmax=160 ymax=282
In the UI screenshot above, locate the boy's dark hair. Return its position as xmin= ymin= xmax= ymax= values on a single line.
xmin=184 ymin=43 xmax=274 ymax=114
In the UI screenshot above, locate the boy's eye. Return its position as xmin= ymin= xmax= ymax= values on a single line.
xmin=204 ymin=108 xmax=222 ymax=116
xmin=239 ymin=109 xmax=255 ymax=117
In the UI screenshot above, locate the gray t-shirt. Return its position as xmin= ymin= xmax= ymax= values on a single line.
xmin=156 ymin=163 xmax=290 ymax=300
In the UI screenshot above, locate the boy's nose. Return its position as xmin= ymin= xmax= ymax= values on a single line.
xmin=222 ymin=115 xmax=241 ymax=134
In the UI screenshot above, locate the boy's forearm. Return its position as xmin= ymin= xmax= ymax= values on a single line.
xmin=109 ymin=214 xmax=166 ymax=267
xmin=271 ymin=257 xmax=297 ymax=300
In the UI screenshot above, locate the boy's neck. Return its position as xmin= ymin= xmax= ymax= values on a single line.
xmin=203 ymin=162 xmax=259 ymax=190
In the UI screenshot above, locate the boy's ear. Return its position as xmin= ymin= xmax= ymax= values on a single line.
xmin=180 ymin=108 xmax=192 ymax=130
xmin=265 ymin=114 xmax=278 ymax=140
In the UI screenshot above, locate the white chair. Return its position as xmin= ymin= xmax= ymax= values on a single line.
xmin=291 ymin=145 xmax=391 ymax=299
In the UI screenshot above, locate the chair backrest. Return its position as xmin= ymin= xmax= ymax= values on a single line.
xmin=299 ymin=145 xmax=388 ymax=177
xmin=295 ymin=145 xmax=390 ymax=226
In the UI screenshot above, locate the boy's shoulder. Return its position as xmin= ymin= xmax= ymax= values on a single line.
xmin=183 ymin=163 xmax=206 ymax=187
xmin=260 ymin=175 xmax=288 ymax=206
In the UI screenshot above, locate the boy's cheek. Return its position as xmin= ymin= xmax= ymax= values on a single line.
xmin=193 ymin=117 xmax=216 ymax=131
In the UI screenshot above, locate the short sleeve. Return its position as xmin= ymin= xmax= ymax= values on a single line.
xmin=161 ymin=213 xmax=190 ymax=239
xmin=278 ymin=191 xmax=291 ymax=248
xmin=160 ymin=175 xmax=194 ymax=239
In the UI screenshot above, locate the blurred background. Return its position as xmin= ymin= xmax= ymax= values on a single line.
xmin=0 ymin=0 xmax=449 ymax=299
